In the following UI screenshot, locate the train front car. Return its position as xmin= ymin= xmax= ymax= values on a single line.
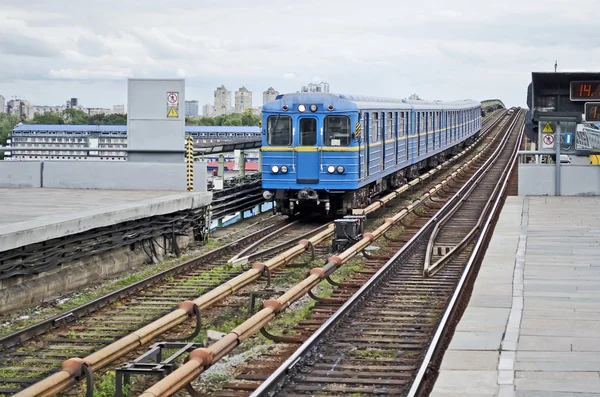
xmin=261 ymin=93 xmax=360 ymax=216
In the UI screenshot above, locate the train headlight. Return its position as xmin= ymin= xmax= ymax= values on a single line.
xmin=298 ymin=104 xmax=306 ymax=113
xmin=281 ymin=165 xmax=288 ymax=173
xmin=271 ymin=165 xmax=279 ymax=174
xmin=327 ymin=165 xmax=335 ymax=174
xmin=282 ymin=105 xmax=289 ymax=111
xmin=309 ymin=104 xmax=317 ymax=112
xmin=336 ymin=166 xmax=345 ymax=174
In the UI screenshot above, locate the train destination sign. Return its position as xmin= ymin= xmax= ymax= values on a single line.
xmin=570 ymin=81 xmax=600 ymax=101
xmin=585 ymin=102 xmax=600 ymax=122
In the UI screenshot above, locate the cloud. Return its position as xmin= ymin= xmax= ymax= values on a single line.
xmin=0 ymin=34 xmax=58 ymax=58
xmin=48 ymin=68 xmax=133 ymax=80
xmin=3 ymin=0 xmax=600 ymax=108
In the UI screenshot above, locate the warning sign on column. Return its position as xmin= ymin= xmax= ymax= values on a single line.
xmin=167 ymin=107 xmax=179 ymax=118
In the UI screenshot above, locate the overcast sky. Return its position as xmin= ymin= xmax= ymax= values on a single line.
xmin=1 ymin=0 xmax=599 ymax=110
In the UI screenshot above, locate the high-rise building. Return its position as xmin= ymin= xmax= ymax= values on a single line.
xmin=234 ymin=86 xmax=252 ymax=113
xmin=0 ymin=95 xmax=5 ymax=113
xmin=7 ymin=99 xmax=34 ymax=119
xmin=214 ymin=85 xmax=232 ymax=116
xmin=202 ymin=103 xmax=215 ymax=117
xmin=263 ymin=87 xmax=279 ymax=105
xmin=113 ymin=105 xmax=125 ymax=114
xmin=301 ymin=82 xmax=330 ymax=93
xmin=185 ymin=100 xmax=199 ymax=117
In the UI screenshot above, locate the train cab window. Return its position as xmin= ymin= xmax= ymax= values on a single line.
xmin=267 ymin=115 xmax=292 ymax=146
xmin=299 ymin=118 xmax=317 ymax=146
xmin=386 ymin=112 xmax=393 ymax=139
xmin=324 ymin=116 xmax=350 ymax=146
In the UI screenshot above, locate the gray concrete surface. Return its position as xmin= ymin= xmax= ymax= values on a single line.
xmin=0 ymin=160 xmax=208 ymax=191
xmin=518 ymin=164 xmax=600 ymax=196
xmin=42 ymin=161 xmax=207 ymax=191
xmin=0 ymin=188 xmax=212 ymax=252
xmin=430 ymin=196 xmax=600 ymax=397
xmin=0 ymin=161 xmax=41 ymax=188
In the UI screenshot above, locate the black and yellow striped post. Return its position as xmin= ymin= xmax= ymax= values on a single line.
xmin=186 ymin=135 xmax=194 ymax=192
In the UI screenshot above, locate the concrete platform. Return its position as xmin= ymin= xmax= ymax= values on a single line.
xmin=431 ymin=196 xmax=600 ymax=397
xmin=0 ymin=188 xmax=212 ymax=252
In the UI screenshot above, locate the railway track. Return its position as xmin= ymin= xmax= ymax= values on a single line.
xmin=126 ymin=109 xmax=518 ymax=396
xmin=1 ymin=110 xmax=508 ymax=397
xmin=248 ymin=109 xmax=524 ymax=397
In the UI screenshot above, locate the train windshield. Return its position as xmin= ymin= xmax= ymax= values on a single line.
xmin=267 ymin=115 xmax=292 ymax=146
xmin=324 ymin=116 xmax=350 ymax=146
xmin=299 ymin=118 xmax=317 ymax=146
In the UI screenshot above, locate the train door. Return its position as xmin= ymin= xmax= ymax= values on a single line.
xmin=296 ymin=117 xmax=319 ymax=184
xmin=385 ymin=112 xmax=394 ymax=169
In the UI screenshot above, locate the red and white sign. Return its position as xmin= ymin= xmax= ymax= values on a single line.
xmin=167 ymin=92 xmax=179 ymax=105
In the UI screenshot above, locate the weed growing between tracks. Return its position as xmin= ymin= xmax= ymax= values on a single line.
xmin=0 ymin=239 xmax=230 ymax=339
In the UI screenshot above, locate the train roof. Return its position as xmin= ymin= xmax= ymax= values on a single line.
xmin=263 ymin=93 xmax=480 ymax=112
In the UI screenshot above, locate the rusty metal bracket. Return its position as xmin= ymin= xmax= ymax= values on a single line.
xmin=185 ymin=382 xmax=204 ymax=396
xmin=307 ymin=289 xmax=325 ymax=302
xmin=81 ymin=364 xmax=94 ymax=397
xmin=167 ymin=304 xmax=201 ymax=341
xmin=260 ymin=327 xmax=304 ymax=343
xmin=248 ymin=290 xmax=283 ymax=314
xmin=306 ymin=240 xmax=315 ymax=260
xmin=260 ymin=265 xmax=272 ymax=288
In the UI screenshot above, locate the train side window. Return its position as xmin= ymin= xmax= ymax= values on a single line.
xmin=399 ymin=112 xmax=404 ymax=137
xmin=267 ymin=115 xmax=292 ymax=146
xmin=386 ymin=112 xmax=393 ymax=139
xmin=324 ymin=116 xmax=350 ymax=146
xmin=371 ymin=113 xmax=379 ymax=143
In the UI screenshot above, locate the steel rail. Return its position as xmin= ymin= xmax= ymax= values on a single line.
xmin=249 ymin=109 xmax=519 ymax=397
xmin=137 ymin=111 xmax=514 ymax=397
xmin=0 ymin=220 xmax=288 ymax=350
xmin=407 ymin=117 xmax=525 ymax=397
xmin=423 ymin=111 xmax=520 ymax=276
xmin=12 ymin=110 xmax=507 ymax=397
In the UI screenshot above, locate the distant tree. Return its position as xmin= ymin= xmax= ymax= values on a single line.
xmin=88 ymin=113 xmax=106 ymax=125
xmin=0 ymin=113 xmax=21 ymax=159
xmin=63 ymin=108 xmax=88 ymax=124
xmin=32 ymin=111 xmax=65 ymax=124
xmin=102 ymin=113 xmax=127 ymax=125
xmin=194 ymin=111 xmax=260 ymax=127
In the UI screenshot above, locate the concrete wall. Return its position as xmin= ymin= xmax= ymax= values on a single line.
xmin=0 ymin=161 xmax=208 ymax=191
xmin=518 ymin=164 xmax=600 ymax=196
xmin=0 ymin=161 xmax=41 ymax=188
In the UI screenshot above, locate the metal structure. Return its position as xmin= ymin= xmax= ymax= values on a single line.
xmin=525 ymin=71 xmax=600 ymax=153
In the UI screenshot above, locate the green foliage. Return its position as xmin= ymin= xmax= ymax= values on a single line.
xmin=186 ymin=108 xmax=261 ymax=127
xmin=87 ymin=371 xmax=129 ymax=397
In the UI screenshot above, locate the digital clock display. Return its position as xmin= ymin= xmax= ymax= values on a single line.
xmin=571 ymin=81 xmax=600 ymax=101
xmin=585 ymin=102 xmax=600 ymax=122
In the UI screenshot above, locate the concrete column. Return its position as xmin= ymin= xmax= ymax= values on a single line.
xmin=239 ymin=151 xmax=246 ymax=177
xmin=218 ymin=154 xmax=225 ymax=178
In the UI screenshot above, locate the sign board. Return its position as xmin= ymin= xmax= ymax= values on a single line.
xmin=542 ymin=133 xmax=554 ymax=149
xmin=167 ymin=91 xmax=180 ymax=118
xmin=585 ymin=102 xmax=600 ymax=122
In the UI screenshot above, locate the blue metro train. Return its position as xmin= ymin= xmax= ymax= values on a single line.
xmin=261 ymin=93 xmax=482 ymax=216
